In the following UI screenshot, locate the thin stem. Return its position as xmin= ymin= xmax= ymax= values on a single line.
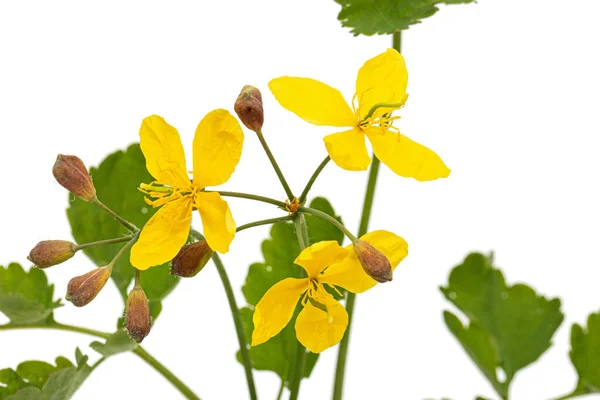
xmin=75 ymin=236 xmax=132 ymax=251
xmin=0 ymin=323 xmax=201 ymax=400
xmin=189 ymin=230 xmax=257 ymax=400
xmin=255 ymin=129 xmax=295 ymax=200
xmin=133 ymin=347 xmax=201 ymax=400
xmin=332 ymin=31 xmax=400 ymax=400
xmin=289 ymin=214 xmax=309 ymax=400
xmin=299 ymin=156 xmax=330 ymax=204
xmin=107 ymin=236 xmax=138 ymax=270
xmin=212 ymin=252 xmax=258 ymax=400
xmin=298 ymin=206 xmax=357 ymax=243
xmin=208 ymin=190 xmax=287 ymax=208
xmin=275 ymin=379 xmax=285 ymax=400
xmin=92 ymin=198 xmax=140 ymax=233
xmin=236 ymin=216 xmax=295 ymax=233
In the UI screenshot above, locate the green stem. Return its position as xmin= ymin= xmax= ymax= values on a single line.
xmin=107 ymin=236 xmax=138 ymax=271
xmin=276 ymin=379 xmax=285 ymax=400
xmin=133 ymin=347 xmax=201 ymax=400
xmin=0 ymin=323 xmax=201 ymax=400
xmin=299 ymin=156 xmax=330 ymax=204
xmin=236 ymin=216 xmax=295 ymax=233
xmin=332 ymin=32 xmax=399 ymax=400
xmin=289 ymin=214 xmax=309 ymax=400
xmin=212 ymin=252 xmax=258 ymax=400
xmin=255 ymin=129 xmax=295 ymax=200
xmin=75 ymin=236 xmax=132 ymax=251
xmin=190 ymin=229 xmax=257 ymax=400
xmin=298 ymin=206 xmax=357 ymax=243
xmin=92 ymin=198 xmax=140 ymax=233
xmin=208 ymin=190 xmax=287 ymax=208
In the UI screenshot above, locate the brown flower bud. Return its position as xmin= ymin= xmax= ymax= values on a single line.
xmin=66 ymin=266 xmax=111 ymax=307
xmin=171 ymin=241 xmax=213 ymax=278
xmin=234 ymin=85 xmax=264 ymax=131
xmin=28 ymin=240 xmax=76 ymax=268
xmin=52 ymin=154 xmax=96 ymax=202
xmin=125 ymin=285 xmax=152 ymax=343
xmin=353 ymin=240 xmax=393 ymax=283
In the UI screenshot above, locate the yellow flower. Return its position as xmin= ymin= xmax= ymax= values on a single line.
xmin=252 ymin=230 xmax=408 ymax=353
xmin=269 ymin=49 xmax=450 ymax=181
xmin=130 ymin=109 xmax=244 ymax=270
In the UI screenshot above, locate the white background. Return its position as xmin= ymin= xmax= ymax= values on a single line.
xmin=1 ymin=1 xmax=600 ymax=399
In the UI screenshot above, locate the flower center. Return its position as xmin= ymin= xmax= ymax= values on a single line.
xmin=139 ymin=181 xmax=199 ymax=208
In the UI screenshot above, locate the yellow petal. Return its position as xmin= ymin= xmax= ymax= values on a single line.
xmin=366 ymin=128 xmax=450 ymax=181
xmin=323 ymin=128 xmax=371 ymax=171
xmin=295 ymin=291 xmax=348 ymax=353
xmin=321 ymin=230 xmax=408 ymax=293
xmin=356 ymin=49 xmax=408 ymax=120
xmin=192 ymin=109 xmax=244 ymax=188
xmin=130 ymin=196 xmax=193 ymax=270
xmin=195 ymin=192 xmax=236 ymax=254
xmin=252 ymin=277 xmax=309 ymax=346
xmin=269 ymin=77 xmax=356 ymax=127
xmin=294 ymin=241 xmax=349 ymax=279
xmin=139 ymin=115 xmax=190 ymax=188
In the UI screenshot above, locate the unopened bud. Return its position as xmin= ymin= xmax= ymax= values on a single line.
xmin=234 ymin=85 xmax=264 ymax=131
xmin=66 ymin=266 xmax=111 ymax=307
xmin=125 ymin=285 xmax=152 ymax=343
xmin=353 ymin=240 xmax=393 ymax=283
xmin=171 ymin=241 xmax=213 ymax=278
xmin=52 ymin=154 xmax=96 ymax=202
xmin=28 ymin=240 xmax=76 ymax=268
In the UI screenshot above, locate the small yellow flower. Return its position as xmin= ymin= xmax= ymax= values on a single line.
xmin=252 ymin=230 xmax=408 ymax=353
xmin=130 ymin=109 xmax=244 ymax=270
xmin=269 ymin=49 xmax=450 ymax=181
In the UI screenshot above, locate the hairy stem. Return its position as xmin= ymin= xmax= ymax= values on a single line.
xmin=74 ymin=236 xmax=132 ymax=251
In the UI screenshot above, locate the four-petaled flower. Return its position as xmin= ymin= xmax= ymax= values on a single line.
xmin=269 ymin=48 xmax=450 ymax=182
xmin=252 ymin=230 xmax=408 ymax=353
xmin=130 ymin=109 xmax=244 ymax=270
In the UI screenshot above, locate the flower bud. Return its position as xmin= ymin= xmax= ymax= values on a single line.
xmin=52 ymin=154 xmax=96 ymax=202
xmin=353 ymin=240 xmax=393 ymax=283
xmin=171 ymin=241 xmax=213 ymax=278
xmin=234 ymin=85 xmax=264 ymax=131
xmin=66 ymin=266 xmax=111 ymax=307
xmin=28 ymin=240 xmax=76 ymax=268
xmin=125 ymin=285 xmax=152 ymax=343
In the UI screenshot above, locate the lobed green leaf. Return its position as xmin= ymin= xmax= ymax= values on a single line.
xmin=0 ymin=263 xmax=61 ymax=325
xmin=441 ymin=252 xmax=563 ymax=397
xmin=335 ymin=0 xmax=476 ymax=36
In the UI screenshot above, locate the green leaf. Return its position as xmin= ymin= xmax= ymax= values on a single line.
xmin=335 ymin=0 xmax=476 ymax=36
xmin=66 ymin=143 xmax=179 ymax=320
xmin=569 ymin=311 xmax=600 ymax=393
xmin=0 ymin=263 xmax=61 ymax=325
xmin=2 ymin=350 xmax=92 ymax=400
xmin=90 ymin=330 xmax=137 ymax=357
xmin=237 ymin=197 xmax=343 ymax=384
xmin=440 ymin=253 xmax=564 ymax=397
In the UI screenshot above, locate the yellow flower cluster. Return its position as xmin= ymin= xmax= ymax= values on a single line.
xmin=130 ymin=49 xmax=449 ymax=352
